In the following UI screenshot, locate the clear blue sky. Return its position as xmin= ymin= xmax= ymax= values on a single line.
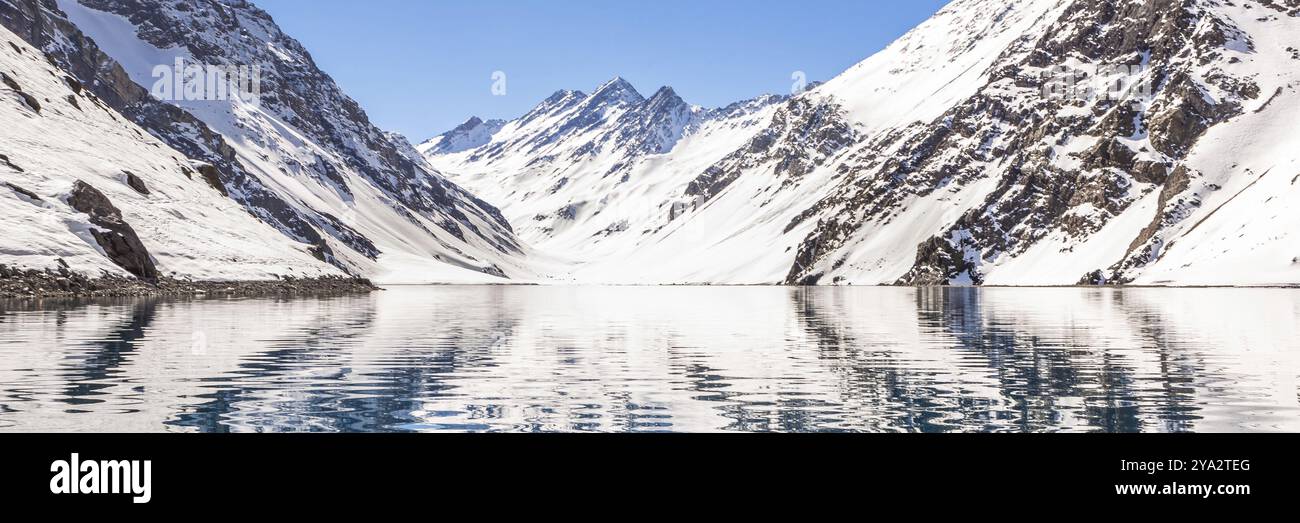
xmin=255 ymin=0 xmax=950 ymax=141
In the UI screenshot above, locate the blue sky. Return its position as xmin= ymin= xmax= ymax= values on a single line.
xmin=255 ymin=0 xmax=949 ymax=141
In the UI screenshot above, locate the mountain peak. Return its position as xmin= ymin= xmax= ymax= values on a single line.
xmin=599 ymin=75 xmax=634 ymax=89
xmin=649 ymin=86 xmax=679 ymax=100
xmin=643 ymin=86 xmax=690 ymax=114
xmin=544 ymin=89 xmax=585 ymax=103
xmin=451 ymin=116 xmax=484 ymax=133
xmin=421 ymin=115 xmax=507 ymax=156
xmin=592 ymin=76 xmax=644 ymax=104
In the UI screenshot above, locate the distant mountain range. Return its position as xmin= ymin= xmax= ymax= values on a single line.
xmin=4 ymin=0 xmax=1299 ymax=286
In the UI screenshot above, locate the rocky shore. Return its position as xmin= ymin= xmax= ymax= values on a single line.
xmin=0 ymin=263 xmax=378 ymax=299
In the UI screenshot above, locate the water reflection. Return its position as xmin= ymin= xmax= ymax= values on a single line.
xmin=0 ymin=286 xmax=1296 ymax=432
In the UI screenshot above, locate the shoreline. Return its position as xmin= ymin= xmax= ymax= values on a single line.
xmin=5 ymin=264 xmax=1297 ymax=299
xmin=0 ymin=264 xmax=378 ymax=299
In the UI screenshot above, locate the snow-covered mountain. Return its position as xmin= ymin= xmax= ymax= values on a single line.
xmin=425 ymin=77 xmax=788 ymax=277
xmin=2 ymin=0 xmax=529 ymax=284
xmin=428 ymin=0 xmax=1300 ymax=286
xmin=418 ymin=116 xmax=507 ymax=156
xmin=0 ymin=21 xmax=338 ymax=280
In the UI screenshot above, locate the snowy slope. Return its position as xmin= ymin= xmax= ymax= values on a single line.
xmin=0 ymin=23 xmax=338 ymax=279
xmin=790 ymin=0 xmax=1300 ymax=287
xmin=56 ymin=0 xmax=530 ymax=284
xmin=815 ymin=0 xmax=1067 ymax=133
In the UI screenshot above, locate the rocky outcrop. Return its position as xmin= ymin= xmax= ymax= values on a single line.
xmin=610 ymin=86 xmax=703 ymax=156
xmin=0 ymin=153 xmax=23 ymax=171
xmin=66 ymin=180 xmax=158 ymax=281
xmin=193 ymin=163 xmax=228 ymax=196
xmin=687 ymin=97 xmax=854 ymax=203
xmin=123 ymin=171 xmax=149 ymax=195
xmin=895 ymin=235 xmax=977 ymax=286
xmin=4 ymin=181 xmax=41 ymax=202
xmin=1 ymin=70 xmax=40 ymax=113
xmin=1105 ymin=164 xmax=1195 ymax=280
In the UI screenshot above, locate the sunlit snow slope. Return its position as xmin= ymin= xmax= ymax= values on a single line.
xmin=0 ymin=23 xmax=338 ymax=279
xmin=57 ymin=0 xmax=530 ymax=284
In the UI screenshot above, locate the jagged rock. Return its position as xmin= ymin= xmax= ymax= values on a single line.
xmin=194 ymin=163 xmax=228 ymax=196
xmin=1 ymin=71 xmax=40 ymax=113
xmin=895 ymin=236 xmax=975 ymax=286
xmin=62 ymin=75 xmax=81 ymax=94
xmin=4 ymin=181 xmax=40 ymax=202
xmin=780 ymin=0 xmax=1270 ymax=286
xmin=1147 ymin=72 xmax=1242 ymax=158
xmin=1084 ymin=138 xmax=1138 ymax=171
xmin=123 ymin=171 xmax=150 ymax=195
xmin=0 ymin=71 xmax=19 ymax=91
xmin=688 ymin=97 xmax=854 ymax=203
xmin=1110 ymin=165 xmax=1194 ymax=276
xmin=66 ymin=180 xmax=158 ymax=281
xmin=0 ymin=153 xmax=22 ymax=172
xmin=1078 ymin=270 xmax=1107 ymax=285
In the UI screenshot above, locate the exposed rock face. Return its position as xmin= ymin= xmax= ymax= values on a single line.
xmin=193 ymin=163 xmax=227 ymax=196
xmin=896 ymin=235 xmax=976 ymax=286
xmin=123 ymin=171 xmax=149 ymax=195
xmin=4 ymin=181 xmax=41 ymax=202
xmin=688 ymin=97 xmax=854 ymax=205
xmin=0 ymin=153 xmax=23 ymax=171
xmin=611 ymin=86 xmax=703 ymax=156
xmin=66 ymin=180 xmax=158 ymax=281
xmin=783 ymin=0 xmax=1266 ymax=286
xmin=1 ymin=70 xmax=41 ymax=112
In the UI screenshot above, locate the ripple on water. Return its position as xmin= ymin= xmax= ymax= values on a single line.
xmin=0 ymin=287 xmax=1298 ymax=432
